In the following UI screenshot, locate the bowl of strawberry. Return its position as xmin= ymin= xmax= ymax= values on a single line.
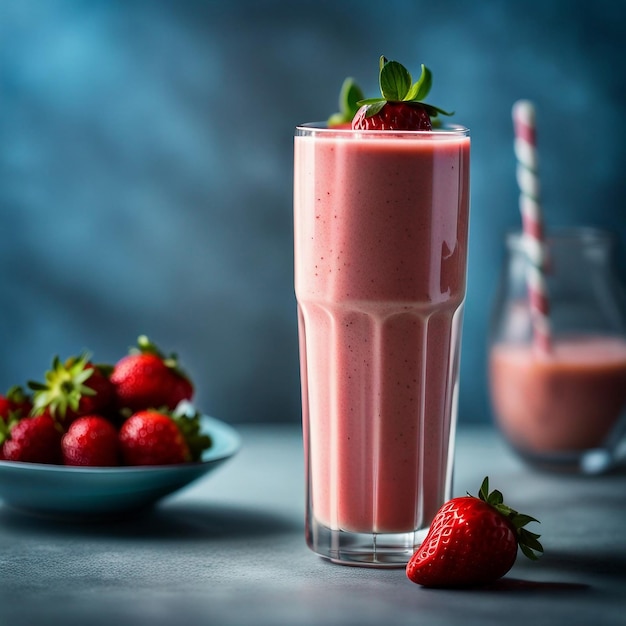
xmin=0 ymin=336 xmax=240 ymax=520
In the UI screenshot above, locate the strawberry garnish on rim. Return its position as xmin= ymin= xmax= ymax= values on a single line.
xmin=352 ymin=55 xmax=453 ymax=131
xmin=406 ymin=477 xmax=543 ymax=588
xmin=327 ymin=77 xmax=365 ymax=128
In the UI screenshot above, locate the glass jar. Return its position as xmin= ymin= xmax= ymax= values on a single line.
xmin=488 ymin=228 xmax=626 ymax=473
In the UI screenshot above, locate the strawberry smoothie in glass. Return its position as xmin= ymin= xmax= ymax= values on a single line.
xmin=294 ymin=58 xmax=470 ymax=566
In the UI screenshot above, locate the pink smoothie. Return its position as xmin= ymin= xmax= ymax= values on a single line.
xmin=490 ymin=336 xmax=626 ymax=453
xmin=294 ymin=128 xmax=470 ymax=534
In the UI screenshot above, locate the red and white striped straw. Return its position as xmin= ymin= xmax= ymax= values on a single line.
xmin=512 ymin=99 xmax=551 ymax=353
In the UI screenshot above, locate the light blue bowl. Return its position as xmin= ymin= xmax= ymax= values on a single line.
xmin=0 ymin=415 xmax=240 ymax=520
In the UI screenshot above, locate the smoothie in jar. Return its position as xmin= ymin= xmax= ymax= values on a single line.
xmin=295 ymin=127 xmax=470 ymax=538
xmin=488 ymin=229 xmax=626 ymax=471
xmin=490 ymin=336 xmax=626 ymax=454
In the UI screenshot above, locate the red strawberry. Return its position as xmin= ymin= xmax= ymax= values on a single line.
xmin=0 ymin=386 xmax=33 ymax=422
xmin=28 ymin=354 xmax=114 ymax=425
xmin=0 ymin=414 xmax=63 ymax=464
xmin=406 ymin=477 xmax=543 ymax=588
xmin=61 ymin=415 xmax=120 ymax=467
xmin=0 ymin=397 xmax=9 ymax=423
xmin=110 ymin=335 xmax=193 ymax=412
xmin=118 ymin=408 xmax=210 ymax=466
xmin=352 ymin=101 xmax=432 ymax=131
xmin=350 ymin=56 xmax=452 ymax=131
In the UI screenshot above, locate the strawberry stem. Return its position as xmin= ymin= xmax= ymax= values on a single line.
xmin=132 ymin=335 xmax=190 ymax=380
xmin=172 ymin=403 xmax=213 ymax=461
xmin=27 ymin=354 xmax=97 ymax=422
xmin=356 ymin=56 xmax=454 ymax=120
xmin=474 ymin=476 xmax=544 ymax=561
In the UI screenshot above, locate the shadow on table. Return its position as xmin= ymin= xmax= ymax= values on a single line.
xmin=0 ymin=500 xmax=301 ymax=541
xmin=475 ymin=578 xmax=590 ymax=592
xmin=537 ymin=548 xmax=626 ymax=582
xmin=415 ymin=576 xmax=589 ymax=593
xmin=465 ymin=547 xmax=626 ymax=592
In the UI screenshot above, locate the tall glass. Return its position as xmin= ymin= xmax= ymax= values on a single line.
xmin=294 ymin=124 xmax=471 ymax=566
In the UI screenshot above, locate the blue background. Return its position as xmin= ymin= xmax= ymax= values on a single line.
xmin=1 ymin=0 xmax=625 ymax=424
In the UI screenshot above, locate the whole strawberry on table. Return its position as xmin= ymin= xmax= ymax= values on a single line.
xmin=406 ymin=477 xmax=543 ymax=588
xmin=0 ymin=335 xmax=212 ymax=467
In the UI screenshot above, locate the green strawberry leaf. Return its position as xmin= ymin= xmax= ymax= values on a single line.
xmin=341 ymin=78 xmax=364 ymax=116
xmin=380 ymin=59 xmax=412 ymax=101
xmin=474 ymin=476 xmax=544 ymax=561
xmin=357 ymin=97 xmax=387 ymax=106
xmin=477 ymin=476 xmax=490 ymax=501
xmin=520 ymin=543 xmax=540 ymax=561
xmin=422 ymin=103 xmax=455 ymax=118
xmin=519 ymin=528 xmax=544 ymax=552
xmin=511 ymin=513 xmax=541 ymax=528
xmin=328 ymin=77 xmax=365 ymax=126
xmin=363 ymin=101 xmax=386 ymax=118
xmin=172 ymin=402 xmax=213 ymax=462
xmin=0 ymin=418 xmax=11 ymax=445
xmin=28 ymin=353 xmax=97 ymax=421
xmin=405 ymin=65 xmax=432 ymax=101
xmin=519 ymin=532 xmax=543 ymax=560
xmin=489 ymin=489 xmax=504 ymax=506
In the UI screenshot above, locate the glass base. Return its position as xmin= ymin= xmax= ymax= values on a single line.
xmin=509 ymin=441 xmax=623 ymax=475
xmin=307 ymin=517 xmax=427 ymax=568
xmin=509 ymin=443 xmax=578 ymax=471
